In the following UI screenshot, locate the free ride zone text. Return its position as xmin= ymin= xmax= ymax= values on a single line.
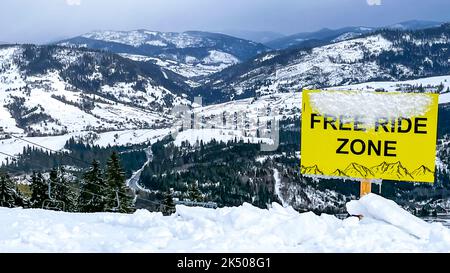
xmin=310 ymin=114 xmax=429 ymax=157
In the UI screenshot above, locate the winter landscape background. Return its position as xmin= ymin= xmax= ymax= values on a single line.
xmin=1 ymin=0 xmax=450 ymax=252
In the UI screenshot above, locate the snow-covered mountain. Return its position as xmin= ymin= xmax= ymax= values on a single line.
xmin=197 ymin=24 xmax=450 ymax=103
xmin=265 ymin=20 xmax=442 ymax=50
xmin=0 ymin=44 xmax=191 ymax=136
xmin=388 ymin=19 xmax=442 ymax=30
xmin=58 ymin=30 xmax=268 ymax=80
xmin=265 ymin=26 xmax=376 ymax=50
xmin=219 ymin=30 xmax=285 ymax=44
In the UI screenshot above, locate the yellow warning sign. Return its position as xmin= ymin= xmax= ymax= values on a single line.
xmin=301 ymin=89 xmax=439 ymax=183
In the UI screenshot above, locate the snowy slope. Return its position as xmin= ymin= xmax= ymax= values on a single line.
xmin=173 ymin=129 xmax=273 ymax=147
xmin=0 ymin=45 xmax=190 ymax=136
xmin=330 ymin=75 xmax=450 ymax=104
xmin=265 ymin=26 xmax=376 ymax=50
xmin=205 ymin=35 xmax=398 ymax=99
xmin=80 ymin=30 xmax=220 ymax=48
xmin=1 ymin=194 xmax=450 ymax=252
xmin=273 ymin=168 xmax=287 ymax=207
xmin=119 ymin=52 xmax=238 ymax=79
xmin=202 ymin=24 xmax=450 ymax=102
xmin=265 ymin=20 xmax=441 ymax=50
xmin=0 ymin=128 xmax=171 ymax=164
xmin=59 ymin=30 xmax=267 ymax=80
xmin=194 ymin=92 xmax=301 ymax=122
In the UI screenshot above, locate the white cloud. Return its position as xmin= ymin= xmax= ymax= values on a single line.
xmin=367 ymin=0 xmax=382 ymax=6
xmin=66 ymin=0 xmax=81 ymax=6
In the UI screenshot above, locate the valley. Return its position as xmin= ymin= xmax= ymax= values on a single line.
xmin=1 ymin=22 xmax=450 ymax=216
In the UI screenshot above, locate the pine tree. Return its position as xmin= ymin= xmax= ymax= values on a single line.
xmin=79 ymin=160 xmax=108 ymax=212
xmin=49 ymin=167 xmax=78 ymax=212
xmin=188 ymin=181 xmax=203 ymax=202
xmin=59 ymin=167 xmax=78 ymax=212
xmin=13 ymin=182 xmax=27 ymax=208
xmin=30 ymin=171 xmax=48 ymax=208
xmin=0 ymin=171 xmax=20 ymax=208
xmin=105 ymin=152 xmax=134 ymax=213
xmin=162 ymin=189 xmax=176 ymax=216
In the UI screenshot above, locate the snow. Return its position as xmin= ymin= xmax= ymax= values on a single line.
xmin=203 ymin=50 xmax=239 ymax=65
xmin=331 ymin=75 xmax=450 ymax=105
xmin=0 ymin=46 xmax=179 ymax=137
xmin=257 ymin=53 xmax=278 ymax=62
xmin=0 ymin=128 xmax=171 ymax=164
xmin=331 ymin=32 xmax=360 ymax=43
xmin=169 ymin=92 xmax=302 ymax=148
xmin=119 ymin=52 xmax=238 ymax=79
xmin=173 ymin=129 xmax=273 ymax=147
xmin=82 ymin=30 xmax=206 ymax=49
xmin=273 ymin=168 xmax=287 ymax=207
xmin=76 ymin=31 xmax=243 ymax=79
xmin=347 ymin=194 xmax=430 ymax=239
xmin=127 ymin=147 xmax=153 ymax=192
xmin=195 ymin=92 xmax=301 ymax=123
xmin=308 ymin=90 xmax=434 ymax=129
xmin=332 ymin=75 xmax=450 ymax=93
xmin=76 ymin=30 xmax=240 ymax=79
xmin=118 ymin=53 xmax=154 ymax=62
xmin=441 ymin=93 xmax=450 ymax=104
xmin=1 ymin=194 xmax=450 ymax=252
xmin=271 ymin=35 xmax=395 ymax=91
xmin=255 ymin=156 xmax=269 ymax=163
xmin=223 ymin=34 xmax=411 ymax=96
xmin=145 ymin=40 xmax=167 ymax=47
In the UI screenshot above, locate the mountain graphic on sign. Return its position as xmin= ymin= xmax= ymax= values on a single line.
xmin=301 ymin=165 xmax=324 ymax=175
xmin=411 ymin=165 xmax=434 ymax=178
xmin=370 ymin=161 xmax=413 ymax=179
xmin=332 ymin=169 xmax=348 ymax=177
xmin=344 ymin=163 xmax=374 ymax=178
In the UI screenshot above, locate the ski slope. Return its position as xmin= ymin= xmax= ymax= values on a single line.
xmin=0 ymin=194 xmax=449 ymax=252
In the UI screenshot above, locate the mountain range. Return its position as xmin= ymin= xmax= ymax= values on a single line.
xmin=196 ymin=23 xmax=450 ymax=103
xmin=265 ymin=20 xmax=442 ymax=50
xmin=1 ymin=19 xmax=450 ymax=213
xmin=218 ymin=30 xmax=286 ymax=44
xmin=58 ymin=30 xmax=268 ymax=81
xmin=0 ymin=44 xmax=190 ymax=136
xmin=1 ymin=20 xmax=450 ymax=136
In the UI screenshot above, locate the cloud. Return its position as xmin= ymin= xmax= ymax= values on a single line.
xmin=66 ymin=0 xmax=81 ymax=6
xmin=367 ymin=0 xmax=382 ymax=6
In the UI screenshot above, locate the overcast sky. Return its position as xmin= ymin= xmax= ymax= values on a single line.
xmin=1 ymin=0 xmax=450 ymax=43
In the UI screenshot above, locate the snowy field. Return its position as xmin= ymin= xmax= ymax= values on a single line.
xmin=331 ymin=75 xmax=450 ymax=104
xmin=1 ymin=194 xmax=450 ymax=252
xmin=0 ymin=128 xmax=171 ymax=164
xmin=173 ymin=129 xmax=273 ymax=147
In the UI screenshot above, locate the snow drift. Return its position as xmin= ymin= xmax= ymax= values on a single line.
xmin=1 ymin=194 xmax=450 ymax=252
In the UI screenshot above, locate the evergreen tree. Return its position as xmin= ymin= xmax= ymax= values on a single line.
xmin=49 ymin=167 xmax=78 ymax=212
xmin=30 ymin=171 xmax=48 ymax=208
xmin=13 ymin=182 xmax=27 ymax=208
xmin=105 ymin=152 xmax=134 ymax=213
xmin=79 ymin=160 xmax=108 ymax=212
xmin=0 ymin=171 xmax=20 ymax=208
xmin=162 ymin=189 xmax=176 ymax=216
xmin=188 ymin=181 xmax=203 ymax=202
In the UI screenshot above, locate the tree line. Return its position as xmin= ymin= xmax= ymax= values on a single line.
xmin=0 ymin=152 xmax=135 ymax=213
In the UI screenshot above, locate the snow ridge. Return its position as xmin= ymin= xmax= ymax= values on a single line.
xmin=1 ymin=194 xmax=449 ymax=252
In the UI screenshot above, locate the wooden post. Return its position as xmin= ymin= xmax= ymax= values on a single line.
xmin=360 ymin=179 xmax=372 ymax=198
